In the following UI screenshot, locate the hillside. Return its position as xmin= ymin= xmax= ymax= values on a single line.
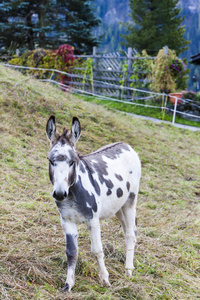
xmin=94 ymin=0 xmax=130 ymax=53
xmin=0 ymin=65 xmax=200 ymax=299
xmin=94 ymin=0 xmax=199 ymax=55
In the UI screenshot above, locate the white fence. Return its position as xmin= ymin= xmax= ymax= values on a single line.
xmin=3 ymin=62 xmax=200 ymax=126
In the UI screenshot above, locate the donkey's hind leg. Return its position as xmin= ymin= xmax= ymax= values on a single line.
xmin=122 ymin=192 xmax=138 ymax=278
xmin=116 ymin=208 xmax=126 ymax=234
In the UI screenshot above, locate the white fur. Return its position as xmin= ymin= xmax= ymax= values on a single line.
xmin=46 ymin=117 xmax=141 ymax=292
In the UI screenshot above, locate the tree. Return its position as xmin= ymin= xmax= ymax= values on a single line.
xmin=61 ymin=0 xmax=101 ymax=53
xmin=0 ymin=0 xmax=101 ymax=54
xmin=122 ymin=0 xmax=190 ymax=56
xmin=0 ymin=1 xmax=52 ymax=51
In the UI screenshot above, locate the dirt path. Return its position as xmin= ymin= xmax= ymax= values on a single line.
xmin=126 ymin=113 xmax=200 ymax=132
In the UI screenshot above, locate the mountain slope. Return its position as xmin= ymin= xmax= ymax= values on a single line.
xmin=94 ymin=0 xmax=200 ymax=89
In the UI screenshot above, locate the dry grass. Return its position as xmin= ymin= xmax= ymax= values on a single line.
xmin=0 ymin=65 xmax=200 ymax=300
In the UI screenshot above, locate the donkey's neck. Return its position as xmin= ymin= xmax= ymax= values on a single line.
xmin=69 ymin=170 xmax=98 ymax=220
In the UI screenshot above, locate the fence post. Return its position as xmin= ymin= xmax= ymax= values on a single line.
xmin=93 ymin=46 xmax=97 ymax=95
xmin=164 ymin=45 xmax=168 ymax=55
xmin=127 ymin=47 xmax=132 ymax=99
xmin=172 ymin=97 xmax=178 ymax=123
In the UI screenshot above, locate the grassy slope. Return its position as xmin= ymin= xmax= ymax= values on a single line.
xmin=80 ymin=96 xmax=200 ymax=129
xmin=0 ymin=65 xmax=200 ymax=300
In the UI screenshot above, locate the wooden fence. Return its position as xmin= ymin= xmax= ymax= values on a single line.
xmin=65 ymin=47 xmax=155 ymax=99
xmin=1 ymin=46 xmax=155 ymax=99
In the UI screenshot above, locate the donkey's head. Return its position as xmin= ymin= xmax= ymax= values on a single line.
xmin=46 ymin=116 xmax=81 ymax=201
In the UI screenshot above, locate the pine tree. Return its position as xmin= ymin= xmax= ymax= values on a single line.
xmin=0 ymin=0 xmax=100 ymax=54
xmin=58 ymin=0 xmax=101 ymax=53
xmin=122 ymin=0 xmax=190 ymax=56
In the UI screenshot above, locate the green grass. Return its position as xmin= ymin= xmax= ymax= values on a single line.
xmin=0 ymin=65 xmax=200 ymax=299
xmin=81 ymin=95 xmax=200 ymax=128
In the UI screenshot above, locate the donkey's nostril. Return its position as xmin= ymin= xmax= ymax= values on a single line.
xmin=53 ymin=190 xmax=65 ymax=201
xmin=64 ymin=191 xmax=67 ymax=198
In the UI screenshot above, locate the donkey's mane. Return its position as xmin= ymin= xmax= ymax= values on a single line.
xmin=81 ymin=142 xmax=124 ymax=158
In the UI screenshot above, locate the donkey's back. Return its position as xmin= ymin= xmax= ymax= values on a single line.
xmin=80 ymin=142 xmax=141 ymax=220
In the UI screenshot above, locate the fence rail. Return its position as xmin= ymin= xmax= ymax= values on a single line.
xmin=66 ymin=47 xmax=155 ymax=99
xmin=3 ymin=51 xmax=200 ymax=126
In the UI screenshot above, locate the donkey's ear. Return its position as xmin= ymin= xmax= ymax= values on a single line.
xmin=70 ymin=117 xmax=81 ymax=145
xmin=46 ymin=116 xmax=58 ymax=144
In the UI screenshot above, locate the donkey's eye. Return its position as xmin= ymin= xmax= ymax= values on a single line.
xmin=69 ymin=160 xmax=75 ymax=167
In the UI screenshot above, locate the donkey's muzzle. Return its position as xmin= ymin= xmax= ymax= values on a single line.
xmin=53 ymin=190 xmax=67 ymax=201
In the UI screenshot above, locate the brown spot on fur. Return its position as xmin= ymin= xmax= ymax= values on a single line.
xmin=126 ymin=181 xmax=130 ymax=191
xmin=127 ymin=192 xmax=135 ymax=206
xmin=117 ymin=188 xmax=123 ymax=198
xmin=107 ymin=189 xmax=112 ymax=196
xmin=115 ymin=174 xmax=123 ymax=181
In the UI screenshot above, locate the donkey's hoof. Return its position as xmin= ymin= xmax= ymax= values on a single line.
xmin=102 ymin=278 xmax=111 ymax=287
xmin=62 ymin=283 xmax=70 ymax=293
xmin=125 ymin=269 xmax=133 ymax=278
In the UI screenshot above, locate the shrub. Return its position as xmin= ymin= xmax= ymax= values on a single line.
xmin=8 ymin=45 xmax=77 ymax=80
xmin=130 ymin=50 xmax=153 ymax=90
xmin=176 ymin=91 xmax=200 ymax=121
xmin=151 ymin=48 xmax=189 ymax=93
xmin=170 ymin=58 xmax=189 ymax=91
xmin=196 ymin=92 xmax=200 ymax=102
xmin=55 ymin=44 xmax=75 ymax=72
xmin=54 ymin=45 xmax=76 ymax=85
xmin=182 ymin=91 xmax=197 ymax=101
xmin=26 ymin=49 xmax=57 ymax=78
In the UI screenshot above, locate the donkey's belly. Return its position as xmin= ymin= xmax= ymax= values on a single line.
xmin=98 ymin=186 xmax=131 ymax=220
xmin=97 ymin=156 xmax=139 ymax=219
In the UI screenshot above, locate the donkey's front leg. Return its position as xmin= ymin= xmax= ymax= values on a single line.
xmin=88 ymin=218 xmax=111 ymax=287
xmin=61 ymin=219 xmax=78 ymax=292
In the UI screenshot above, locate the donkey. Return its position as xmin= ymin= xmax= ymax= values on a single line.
xmin=46 ymin=115 xmax=141 ymax=292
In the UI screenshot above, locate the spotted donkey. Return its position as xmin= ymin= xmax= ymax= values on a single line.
xmin=46 ymin=115 xmax=141 ymax=292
